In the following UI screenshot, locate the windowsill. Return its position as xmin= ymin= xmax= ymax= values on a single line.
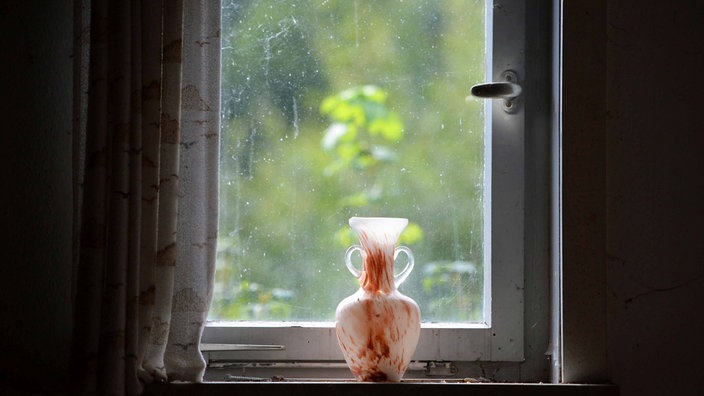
xmin=143 ymin=381 xmax=618 ymax=396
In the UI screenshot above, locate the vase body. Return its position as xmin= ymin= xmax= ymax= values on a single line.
xmin=335 ymin=217 xmax=421 ymax=382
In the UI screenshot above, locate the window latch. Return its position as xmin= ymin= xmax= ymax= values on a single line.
xmin=469 ymin=70 xmax=522 ymax=113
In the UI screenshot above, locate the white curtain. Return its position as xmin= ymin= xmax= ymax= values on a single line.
xmin=70 ymin=1 xmax=220 ymax=394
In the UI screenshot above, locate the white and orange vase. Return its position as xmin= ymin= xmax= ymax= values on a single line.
xmin=335 ymin=217 xmax=421 ymax=382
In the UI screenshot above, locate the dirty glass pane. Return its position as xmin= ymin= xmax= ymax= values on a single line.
xmin=214 ymin=0 xmax=486 ymax=323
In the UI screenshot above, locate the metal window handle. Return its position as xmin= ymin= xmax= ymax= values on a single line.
xmin=469 ymin=70 xmax=522 ymax=113
xmin=470 ymin=82 xmax=522 ymax=99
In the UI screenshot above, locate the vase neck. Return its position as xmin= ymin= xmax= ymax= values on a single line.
xmin=349 ymin=217 xmax=408 ymax=294
xmin=356 ymin=231 xmax=396 ymax=294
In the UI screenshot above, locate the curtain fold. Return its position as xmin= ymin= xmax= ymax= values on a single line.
xmin=71 ymin=1 xmax=220 ymax=394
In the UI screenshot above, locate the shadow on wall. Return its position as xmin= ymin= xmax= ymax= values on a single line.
xmin=0 ymin=0 xmax=74 ymax=392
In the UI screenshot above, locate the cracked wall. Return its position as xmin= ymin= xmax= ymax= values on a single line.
xmin=606 ymin=1 xmax=704 ymax=395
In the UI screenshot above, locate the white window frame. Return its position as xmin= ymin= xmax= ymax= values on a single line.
xmin=203 ymin=0 xmax=549 ymax=376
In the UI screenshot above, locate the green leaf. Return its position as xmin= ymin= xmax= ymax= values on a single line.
xmin=370 ymin=145 xmax=397 ymax=162
xmin=334 ymin=226 xmax=356 ymax=248
xmin=336 ymin=142 xmax=362 ymax=163
xmin=361 ymin=85 xmax=386 ymax=103
xmin=338 ymin=192 xmax=370 ymax=208
xmin=321 ymin=123 xmax=349 ymax=150
xmin=375 ymin=113 xmax=404 ymax=141
xmin=399 ymin=222 xmax=424 ymax=245
xmin=320 ymin=95 xmax=340 ymax=115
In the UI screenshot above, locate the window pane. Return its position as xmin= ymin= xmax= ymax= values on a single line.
xmin=215 ymin=0 xmax=486 ymax=323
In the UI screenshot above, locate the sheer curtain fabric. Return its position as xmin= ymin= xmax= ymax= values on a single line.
xmin=70 ymin=1 xmax=220 ymax=394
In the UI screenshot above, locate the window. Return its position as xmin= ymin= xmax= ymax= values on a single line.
xmin=204 ymin=0 xmax=548 ymax=380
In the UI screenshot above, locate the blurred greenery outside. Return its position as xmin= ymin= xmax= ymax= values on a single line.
xmin=213 ymin=0 xmax=487 ymax=323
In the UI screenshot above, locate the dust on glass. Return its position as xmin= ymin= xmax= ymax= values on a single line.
xmin=214 ymin=0 xmax=486 ymax=324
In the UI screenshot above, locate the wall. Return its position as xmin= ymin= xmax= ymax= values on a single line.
xmin=0 ymin=0 xmax=74 ymax=392
xmin=605 ymin=1 xmax=704 ymax=395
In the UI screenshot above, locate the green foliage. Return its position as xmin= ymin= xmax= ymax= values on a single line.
xmin=320 ymin=85 xmax=424 ymax=248
xmin=321 ymin=85 xmax=403 ymax=171
xmin=214 ymin=0 xmax=487 ymax=323
xmin=399 ymin=222 xmax=424 ymax=245
xmin=211 ymin=278 xmax=294 ymax=320
xmin=421 ymin=261 xmax=482 ymax=322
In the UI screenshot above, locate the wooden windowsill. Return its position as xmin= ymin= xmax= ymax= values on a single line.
xmin=143 ymin=381 xmax=618 ymax=396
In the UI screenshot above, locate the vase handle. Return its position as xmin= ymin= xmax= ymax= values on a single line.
xmin=394 ymin=246 xmax=414 ymax=286
xmin=344 ymin=244 xmax=363 ymax=278
xmin=345 ymin=244 xmax=414 ymax=285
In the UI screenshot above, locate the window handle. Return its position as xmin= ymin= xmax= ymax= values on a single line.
xmin=470 ymin=82 xmax=522 ymax=99
xmin=469 ymin=70 xmax=522 ymax=113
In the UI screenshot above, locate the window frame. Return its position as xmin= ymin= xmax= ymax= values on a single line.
xmin=203 ymin=0 xmax=550 ymax=377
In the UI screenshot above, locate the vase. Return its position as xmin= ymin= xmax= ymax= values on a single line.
xmin=335 ymin=216 xmax=421 ymax=382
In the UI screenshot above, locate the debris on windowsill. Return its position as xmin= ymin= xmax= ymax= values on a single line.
xmin=221 ymin=375 xmax=495 ymax=383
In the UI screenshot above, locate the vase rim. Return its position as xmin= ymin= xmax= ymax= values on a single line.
xmin=349 ymin=216 xmax=409 ymax=224
xmin=348 ymin=217 xmax=409 ymax=241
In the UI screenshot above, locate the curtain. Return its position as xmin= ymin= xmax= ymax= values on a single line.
xmin=70 ymin=1 xmax=220 ymax=394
